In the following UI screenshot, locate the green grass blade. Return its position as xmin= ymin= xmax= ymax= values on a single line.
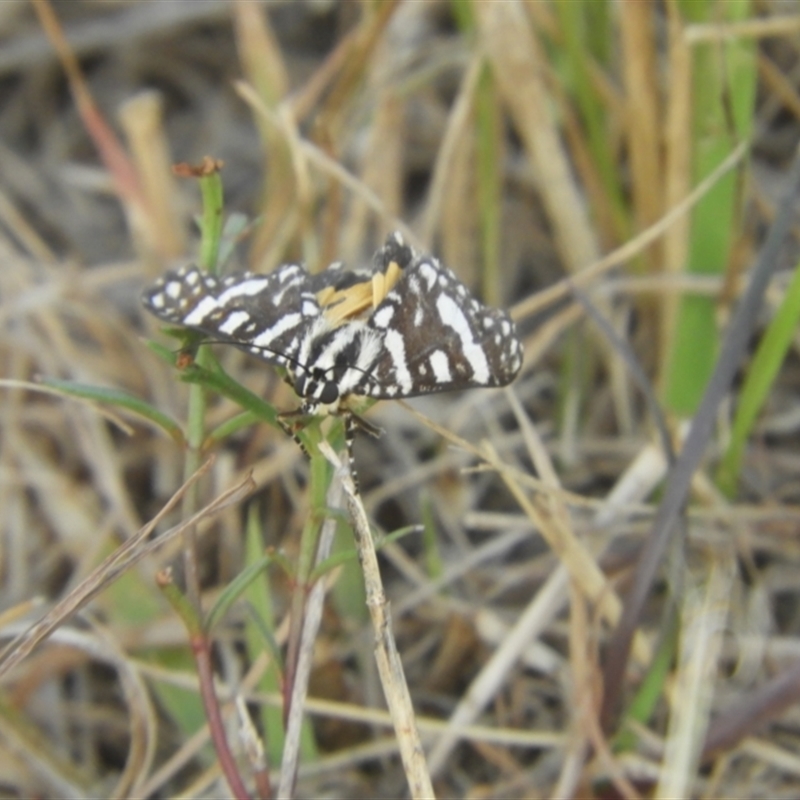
xmin=555 ymin=0 xmax=628 ymax=244
xmin=39 ymin=378 xmax=184 ymax=442
xmin=177 ymin=358 xmax=282 ymax=430
xmin=476 ymin=64 xmax=502 ymax=308
xmin=205 ymin=549 xmax=277 ymax=634
xmin=663 ymin=0 xmax=756 ymax=414
xmin=241 ymin=506 xmax=286 ymax=765
xmin=205 ymin=410 xmax=261 ymax=445
xmin=717 ymin=260 xmax=800 ymax=496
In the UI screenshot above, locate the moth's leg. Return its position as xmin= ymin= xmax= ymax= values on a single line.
xmin=278 ymin=406 xmax=366 ymax=493
xmin=342 ymin=411 xmax=361 ymax=494
xmin=343 ymin=411 xmax=384 ymax=493
xmin=277 ymin=409 xmax=311 ymax=460
xmin=349 ymin=412 xmax=382 ymax=439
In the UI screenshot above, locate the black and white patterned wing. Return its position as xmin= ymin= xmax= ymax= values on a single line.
xmin=305 ymin=230 xmax=416 ymax=295
xmin=357 ymin=257 xmax=523 ymax=399
xmin=141 ymin=263 xmax=320 ymax=369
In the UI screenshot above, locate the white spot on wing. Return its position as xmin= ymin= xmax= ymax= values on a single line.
xmin=429 ymin=350 xmax=452 ymax=383
xmin=165 ymin=281 xmax=183 ymax=299
xmin=418 ymin=262 xmax=438 ymax=291
xmin=184 ymin=296 xmax=220 ymax=325
xmin=217 ymin=277 xmax=270 ymax=304
xmin=252 ymin=312 xmax=303 ymax=347
xmin=436 ymin=293 xmax=490 ymax=384
xmin=218 ymin=310 xmax=251 ymax=334
xmin=384 ymin=328 xmax=413 ymax=394
xmin=372 ymin=304 xmax=395 ymax=328
xmin=271 ymin=277 xmax=305 ymax=306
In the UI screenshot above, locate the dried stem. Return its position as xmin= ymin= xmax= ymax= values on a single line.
xmin=318 ymin=442 xmax=434 ymax=800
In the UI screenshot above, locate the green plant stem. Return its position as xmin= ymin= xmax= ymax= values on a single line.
xmin=242 ymin=507 xmax=286 ymax=768
xmin=615 ymin=607 xmax=679 ymax=752
xmin=180 ymin=346 xmax=209 ymax=612
xmin=476 ymin=63 xmax=501 ymax=308
xmin=180 ymin=167 xmax=227 ymax=610
xmin=717 ymin=258 xmax=800 ymax=496
xmin=282 ymin=427 xmax=329 ymax=718
xmin=199 ymin=170 xmax=224 ymax=273
xmin=662 ymin=0 xmax=756 ymax=415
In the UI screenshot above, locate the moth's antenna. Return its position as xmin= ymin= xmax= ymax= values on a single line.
xmin=188 ymin=338 xmax=312 ymax=375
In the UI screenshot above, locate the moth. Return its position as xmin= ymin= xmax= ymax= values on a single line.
xmin=143 ymin=233 xmax=523 ymax=475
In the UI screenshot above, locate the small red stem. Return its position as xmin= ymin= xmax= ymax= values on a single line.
xmin=193 ymin=635 xmax=253 ymax=800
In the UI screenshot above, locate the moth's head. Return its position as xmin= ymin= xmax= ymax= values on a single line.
xmin=293 ymin=368 xmax=340 ymax=407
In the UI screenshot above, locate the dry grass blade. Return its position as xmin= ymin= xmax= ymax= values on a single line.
xmin=29 ymin=0 xmax=148 ymax=232
xmin=656 ymin=553 xmax=736 ymax=799
xmin=235 ymin=79 xmax=416 ymax=246
xmin=482 ymin=442 xmax=651 ymax=664
xmin=0 ymin=624 xmax=159 ymax=800
xmin=319 ymin=442 xmax=434 ymax=800
xmin=620 ymin=2 xmax=663 ymax=244
xmin=512 ymin=140 xmax=749 ymax=322
xmin=426 ymin=555 xmax=571 ymax=778
xmin=661 ymin=7 xmax=693 ymax=369
xmin=0 ymin=462 xmax=253 ymax=680
xmin=118 ymin=91 xmax=186 ymax=262
xmin=420 ymin=52 xmax=482 ymax=246
xmin=475 ymin=0 xmax=599 ymax=272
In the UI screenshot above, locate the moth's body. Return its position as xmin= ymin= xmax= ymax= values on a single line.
xmin=142 ymin=233 xmax=523 ymax=465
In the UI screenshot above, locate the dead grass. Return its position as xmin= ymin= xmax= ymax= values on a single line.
xmin=2 ymin=2 xmax=800 ymax=798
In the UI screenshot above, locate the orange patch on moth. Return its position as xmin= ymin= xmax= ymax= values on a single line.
xmin=317 ymin=259 xmax=405 ymax=324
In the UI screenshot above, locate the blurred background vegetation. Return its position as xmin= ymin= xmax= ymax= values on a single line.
xmin=3 ymin=1 xmax=800 ymax=797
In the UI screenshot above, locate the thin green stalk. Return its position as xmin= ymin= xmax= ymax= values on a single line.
xmin=242 ymin=505 xmax=286 ymax=767
xmin=555 ymin=1 xmax=629 ymax=244
xmin=717 ymin=259 xmax=800 ymax=496
xmin=199 ymin=168 xmax=225 ymax=274
xmin=476 ymin=64 xmax=501 ymax=308
xmin=615 ymin=608 xmax=679 ymax=752
xmin=181 ymin=167 xmax=226 ymax=610
xmin=663 ymin=0 xmax=756 ymax=415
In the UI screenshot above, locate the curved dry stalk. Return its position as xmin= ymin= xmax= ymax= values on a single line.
xmin=318 ymin=441 xmax=434 ymax=800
